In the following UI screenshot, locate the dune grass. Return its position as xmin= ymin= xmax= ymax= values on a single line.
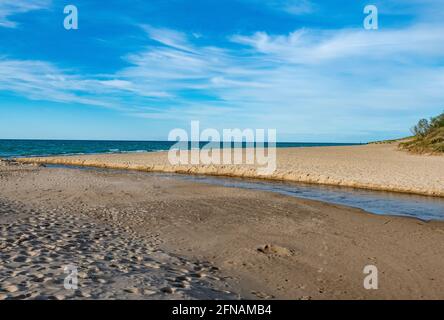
xmin=399 ymin=112 xmax=444 ymax=154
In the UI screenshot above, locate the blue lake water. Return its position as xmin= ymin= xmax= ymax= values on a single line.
xmin=0 ymin=139 xmax=361 ymax=158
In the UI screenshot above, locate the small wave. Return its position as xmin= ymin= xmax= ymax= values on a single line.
xmin=120 ymin=150 xmax=152 ymax=154
xmin=12 ymin=152 xmax=88 ymax=158
xmin=7 ymin=149 xmax=168 ymax=158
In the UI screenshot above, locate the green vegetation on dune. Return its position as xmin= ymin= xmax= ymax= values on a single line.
xmin=370 ymin=137 xmax=412 ymax=145
xmin=399 ymin=112 xmax=444 ymax=154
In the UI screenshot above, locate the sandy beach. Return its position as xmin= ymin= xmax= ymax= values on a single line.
xmin=16 ymin=143 xmax=444 ymax=197
xmin=2 ymin=159 xmax=444 ymax=300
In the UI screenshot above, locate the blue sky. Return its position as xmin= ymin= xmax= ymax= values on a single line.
xmin=0 ymin=0 xmax=443 ymax=142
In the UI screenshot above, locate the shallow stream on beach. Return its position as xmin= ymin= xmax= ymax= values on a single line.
xmin=174 ymin=175 xmax=444 ymax=222
xmin=48 ymin=164 xmax=444 ymax=222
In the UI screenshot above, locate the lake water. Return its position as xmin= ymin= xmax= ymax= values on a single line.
xmin=0 ymin=139 xmax=361 ymax=158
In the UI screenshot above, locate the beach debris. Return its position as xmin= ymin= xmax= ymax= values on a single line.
xmin=257 ymin=244 xmax=293 ymax=257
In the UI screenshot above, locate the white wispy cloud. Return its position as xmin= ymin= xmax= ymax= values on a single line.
xmin=2 ymin=19 xmax=444 ymax=140
xmin=121 ymin=23 xmax=444 ymax=139
xmin=0 ymin=0 xmax=50 ymax=28
xmin=0 ymin=59 xmax=169 ymax=110
xmin=231 ymin=24 xmax=444 ymax=64
xmin=141 ymin=25 xmax=196 ymax=53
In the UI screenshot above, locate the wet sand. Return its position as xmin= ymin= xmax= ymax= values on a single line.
xmin=16 ymin=143 xmax=444 ymax=197
xmin=1 ymin=161 xmax=444 ymax=299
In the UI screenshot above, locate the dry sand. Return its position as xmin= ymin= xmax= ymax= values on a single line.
xmin=16 ymin=143 xmax=444 ymax=197
xmin=1 ymin=161 xmax=444 ymax=299
xmin=0 ymin=162 xmax=236 ymax=300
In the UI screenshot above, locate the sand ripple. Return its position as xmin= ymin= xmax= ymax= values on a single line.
xmin=0 ymin=200 xmax=236 ymax=300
